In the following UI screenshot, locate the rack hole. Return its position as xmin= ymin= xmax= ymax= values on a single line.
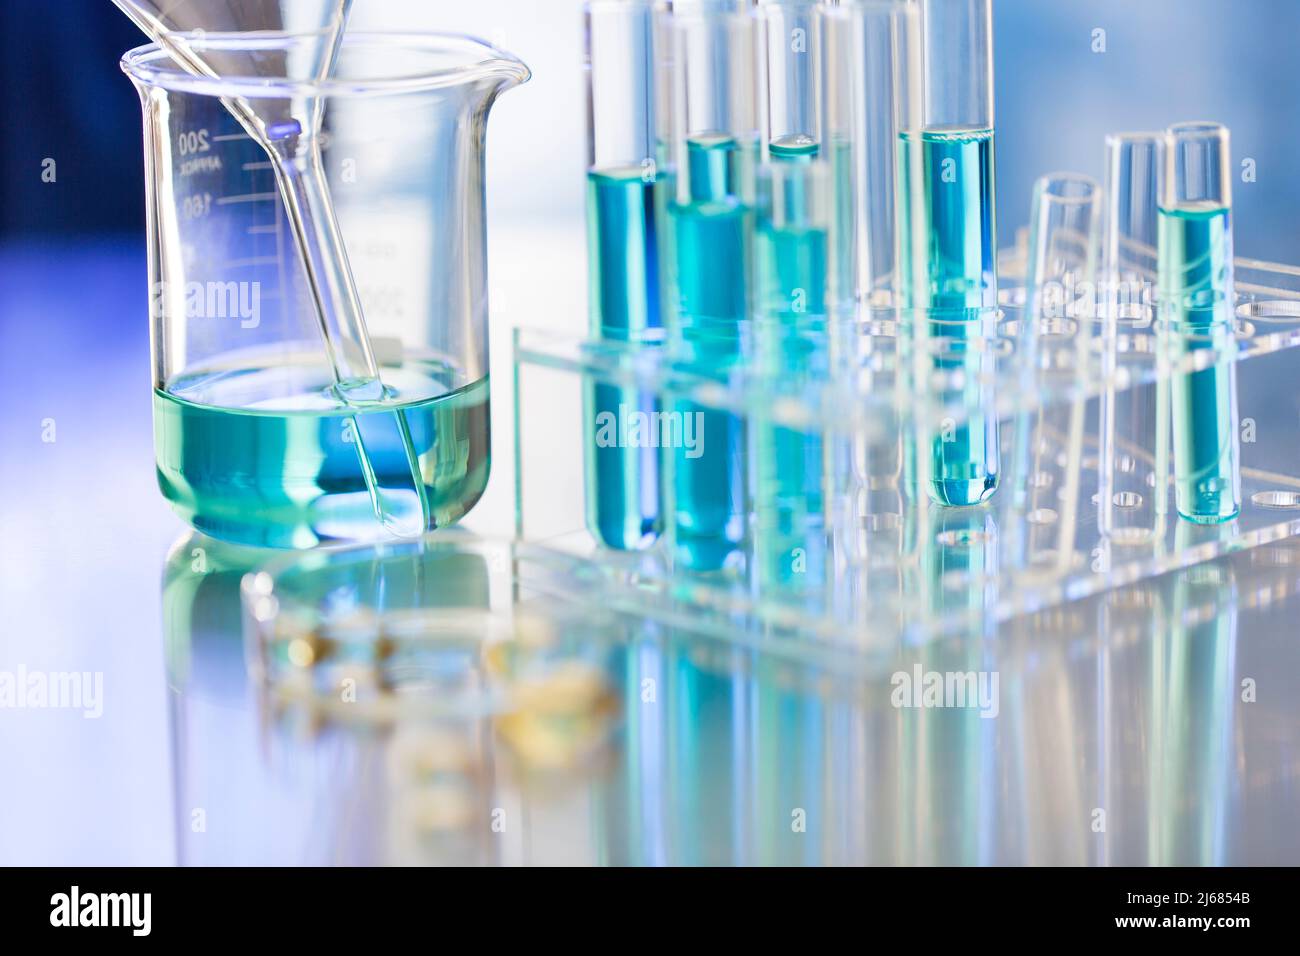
xmin=1251 ymin=490 xmax=1300 ymax=510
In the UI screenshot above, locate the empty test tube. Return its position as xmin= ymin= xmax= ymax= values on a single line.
xmin=1159 ymin=122 xmax=1241 ymax=524
xmin=1016 ymin=173 xmax=1100 ymax=578
xmin=583 ymin=0 xmax=667 ymax=551
xmin=820 ymin=1 xmax=915 ymax=603
xmin=1099 ymin=132 xmax=1170 ymax=549
xmin=826 ymin=0 xmax=920 ymax=310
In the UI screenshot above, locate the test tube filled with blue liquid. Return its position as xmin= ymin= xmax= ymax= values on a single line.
xmin=1158 ymin=122 xmax=1241 ymax=524
xmin=752 ymin=1 xmax=831 ymax=593
xmin=897 ymin=0 xmax=1000 ymax=507
xmin=583 ymin=1 xmax=668 ymax=550
xmin=662 ymin=9 xmax=762 ymax=572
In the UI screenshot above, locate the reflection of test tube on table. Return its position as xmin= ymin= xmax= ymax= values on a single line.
xmin=1099 ymin=133 xmax=1171 ymax=551
xmin=921 ymin=505 xmax=999 ymax=629
xmin=1150 ymin=531 xmax=1238 ymax=865
xmin=908 ymin=481 xmax=999 ymax=865
xmin=1159 ymin=122 xmax=1241 ymax=524
xmin=897 ymin=0 xmax=1000 ymax=507
xmin=663 ymin=8 xmax=762 ymax=572
xmin=583 ymin=0 xmax=666 ymax=551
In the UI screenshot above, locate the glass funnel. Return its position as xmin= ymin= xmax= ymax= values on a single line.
xmin=122 ymin=32 xmax=529 ymax=548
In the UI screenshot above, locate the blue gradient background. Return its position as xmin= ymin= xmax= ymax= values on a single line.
xmin=1 ymin=0 xmax=1297 ymax=864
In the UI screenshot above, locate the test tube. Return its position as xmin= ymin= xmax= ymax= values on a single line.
xmin=761 ymin=0 xmax=820 ymax=164
xmin=583 ymin=0 xmax=666 ymax=551
xmin=1015 ymin=173 xmax=1100 ymax=578
xmin=898 ymin=0 xmax=996 ymax=312
xmin=825 ymin=0 xmax=921 ymax=309
xmin=663 ymin=7 xmax=763 ymax=572
xmin=898 ymin=0 xmax=999 ymax=507
xmin=1159 ymin=121 xmax=1241 ymax=524
xmin=752 ymin=1 xmax=832 ymax=595
xmin=820 ymin=1 xmax=918 ymax=609
xmin=814 ymin=1 xmax=857 ymax=319
xmin=755 ymin=0 xmax=827 ymax=337
xmin=1098 ymin=132 xmax=1170 ymax=549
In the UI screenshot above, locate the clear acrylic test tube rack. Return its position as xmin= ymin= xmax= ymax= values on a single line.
xmin=513 ymin=245 xmax=1300 ymax=651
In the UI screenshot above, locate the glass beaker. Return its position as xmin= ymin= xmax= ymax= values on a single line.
xmin=122 ymin=32 xmax=529 ymax=548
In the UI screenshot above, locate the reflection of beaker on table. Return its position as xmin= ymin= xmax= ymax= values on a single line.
xmin=241 ymin=538 xmax=624 ymax=864
xmin=163 ymin=533 xmax=390 ymax=864
xmin=124 ymin=33 xmax=527 ymax=547
xmin=167 ymin=526 xmax=655 ymax=865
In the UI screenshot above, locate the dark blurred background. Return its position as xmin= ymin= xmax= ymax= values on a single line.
xmin=0 ymin=4 xmax=146 ymax=238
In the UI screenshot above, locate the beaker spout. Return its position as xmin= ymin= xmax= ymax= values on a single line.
xmin=475 ymin=48 xmax=532 ymax=101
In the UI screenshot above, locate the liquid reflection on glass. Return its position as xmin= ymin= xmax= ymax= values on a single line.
xmin=1094 ymin=581 xmax=1167 ymax=864
xmin=166 ymin=534 xmax=625 ymax=865
xmin=1010 ymin=604 xmax=1094 ymax=864
xmin=895 ymin=642 xmax=1002 ymax=866
xmin=1148 ymin=523 xmax=1240 ymax=865
xmin=920 ymin=503 xmax=999 ymax=629
xmin=599 ymin=632 xmax=908 ymax=865
xmin=164 ymin=532 xmax=1296 ymax=865
xmin=164 ymin=533 xmax=391 ymax=865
